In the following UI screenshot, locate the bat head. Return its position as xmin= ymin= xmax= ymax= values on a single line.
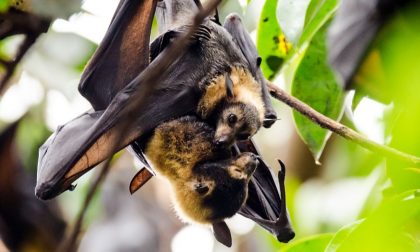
xmin=213 ymin=101 xmax=261 ymax=147
xmin=173 ymin=152 xmax=258 ymax=224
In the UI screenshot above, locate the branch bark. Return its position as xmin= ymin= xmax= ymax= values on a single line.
xmin=267 ymin=81 xmax=420 ymax=167
xmin=0 ymin=9 xmax=50 ymax=95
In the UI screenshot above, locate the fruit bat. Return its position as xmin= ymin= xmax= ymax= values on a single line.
xmin=35 ymin=0 xmax=294 ymax=246
xmin=35 ymin=0 xmax=274 ymax=199
xmin=144 ymin=115 xmax=257 ymax=225
xmin=328 ymin=0 xmax=413 ymax=87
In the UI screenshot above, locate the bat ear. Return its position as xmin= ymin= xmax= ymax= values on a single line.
xmin=212 ymin=221 xmax=232 ymax=247
xmin=225 ymin=73 xmax=234 ymax=98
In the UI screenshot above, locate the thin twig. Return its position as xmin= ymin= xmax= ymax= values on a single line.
xmin=59 ymin=0 xmax=222 ymax=251
xmin=267 ymin=81 xmax=420 ymax=167
xmin=59 ymin=159 xmax=112 ymax=252
xmin=0 ymin=9 xmax=50 ymax=95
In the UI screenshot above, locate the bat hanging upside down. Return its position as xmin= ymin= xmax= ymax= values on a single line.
xmin=144 ymin=115 xmax=257 ymax=224
xmin=34 ymin=0 xmax=294 ymax=247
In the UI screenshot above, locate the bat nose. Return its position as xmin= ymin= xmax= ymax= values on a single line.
xmin=250 ymin=153 xmax=258 ymax=161
xmin=214 ymin=136 xmax=230 ymax=147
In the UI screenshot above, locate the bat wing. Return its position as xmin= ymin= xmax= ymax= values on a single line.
xmin=237 ymin=140 xmax=295 ymax=243
xmin=36 ymin=0 xmax=159 ymax=198
xmin=327 ymin=0 xmax=412 ymax=88
xmin=78 ymin=0 xmax=157 ymax=110
xmin=36 ymin=0 xmax=227 ymax=199
xmin=223 ymin=14 xmax=277 ymax=128
xmin=35 ymin=27 xmax=209 ymax=199
xmin=212 ymin=221 xmax=232 ymax=247
xmin=327 ymin=0 xmax=382 ymax=88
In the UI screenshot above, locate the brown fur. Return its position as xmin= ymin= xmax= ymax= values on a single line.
xmin=196 ymin=66 xmax=266 ymax=147
xmin=197 ymin=66 xmax=265 ymax=122
xmin=144 ymin=116 xmax=257 ymax=224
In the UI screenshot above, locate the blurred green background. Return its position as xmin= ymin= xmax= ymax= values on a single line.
xmin=1 ymin=0 xmax=420 ymax=251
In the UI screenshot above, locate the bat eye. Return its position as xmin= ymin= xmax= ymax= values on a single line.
xmin=228 ymin=114 xmax=237 ymax=125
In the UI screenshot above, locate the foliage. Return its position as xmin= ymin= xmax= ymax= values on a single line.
xmin=1 ymin=0 xmax=420 ymax=251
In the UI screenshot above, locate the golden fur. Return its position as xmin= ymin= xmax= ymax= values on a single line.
xmin=197 ymin=66 xmax=265 ymax=123
xmin=144 ymin=116 xmax=257 ymax=224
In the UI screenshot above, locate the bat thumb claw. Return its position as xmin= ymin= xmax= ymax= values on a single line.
xmin=277 ymin=159 xmax=286 ymax=178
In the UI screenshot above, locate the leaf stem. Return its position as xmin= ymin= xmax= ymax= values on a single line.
xmin=267 ymin=81 xmax=420 ymax=167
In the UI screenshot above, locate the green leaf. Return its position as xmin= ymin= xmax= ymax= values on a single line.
xmin=291 ymin=23 xmax=344 ymax=162
xmin=298 ymin=0 xmax=338 ymax=46
xmin=332 ymin=192 xmax=420 ymax=252
xmin=325 ymin=220 xmax=363 ymax=252
xmin=257 ymin=0 xmax=291 ymax=80
xmin=304 ymin=0 xmax=324 ymax=26
xmin=283 ymin=233 xmax=334 ymax=252
xmin=276 ymin=0 xmax=311 ymax=44
xmin=0 ymin=0 xmax=8 ymax=12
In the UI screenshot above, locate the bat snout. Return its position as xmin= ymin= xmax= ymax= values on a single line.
xmin=214 ymin=137 xmax=230 ymax=148
xmin=236 ymin=152 xmax=258 ymax=176
xmin=214 ymin=131 xmax=234 ymax=148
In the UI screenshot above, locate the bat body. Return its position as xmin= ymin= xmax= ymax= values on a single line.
xmin=35 ymin=0 xmax=294 ymax=247
xmin=144 ymin=115 xmax=257 ymax=224
xmin=149 ymin=3 xmax=271 ymax=147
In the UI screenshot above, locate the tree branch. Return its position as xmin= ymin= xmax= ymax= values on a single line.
xmin=59 ymin=159 xmax=112 ymax=252
xmin=267 ymin=81 xmax=420 ymax=167
xmin=0 ymin=9 xmax=50 ymax=95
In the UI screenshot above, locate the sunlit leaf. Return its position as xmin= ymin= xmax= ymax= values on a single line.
xmin=283 ymin=233 xmax=334 ymax=252
xmin=298 ymin=0 xmax=338 ymax=46
xmin=257 ymin=0 xmax=291 ymax=79
xmin=276 ymin=0 xmax=311 ymax=45
xmin=0 ymin=0 xmax=8 ymax=12
xmin=291 ymin=23 xmax=344 ymax=162
xmin=352 ymin=50 xmax=389 ymax=104
xmin=332 ymin=192 xmax=420 ymax=252
xmin=378 ymin=3 xmax=420 ymax=192
xmin=325 ymin=220 xmax=363 ymax=252
xmin=304 ymin=0 xmax=323 ymax=26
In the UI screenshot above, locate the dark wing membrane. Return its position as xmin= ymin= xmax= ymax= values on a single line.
xmin=327 ymin=0 xmax=412 ymax=88
xmin=35 ymin=21 xmax=214 ymax=199
xmin=129 ymin=168 xmax=154 ymax=194
xmin=236 ymin=140 xmax=295 ymax=243
xmin=78 ymin=0 xmax=157 ymax=110
xmin=212 ymin=221 xmax=232 ymax=247
xmin=327 ymin=0 xmax=381 ymax=88
xmin=223 ymin=14 xmax=277 ymax=128
xmin=155 ymin=0 xmax=200 ymax=35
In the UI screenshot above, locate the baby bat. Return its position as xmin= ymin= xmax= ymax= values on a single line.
xmin=144 ymin=115 xmax=257 ymax=224
xmin=145 ymin=1 xmax=274 ymax=147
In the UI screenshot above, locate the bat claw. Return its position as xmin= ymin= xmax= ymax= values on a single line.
xmin=277 ymin=159 xmax=286 ymax=180
xmin=68 ymin=184 xmax=77 ymax=191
